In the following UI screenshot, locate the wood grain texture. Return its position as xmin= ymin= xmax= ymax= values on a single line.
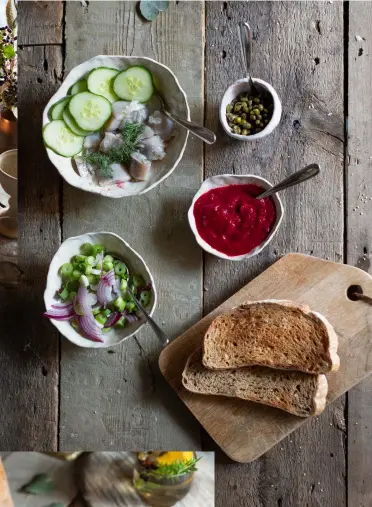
xmin=203 ymin=0 xmax=346 ymax=504
xmin=0 ymin=41 xmax=63 ymax=450
xmin=75 ymin=451 xmax=214 ymax=507
xmin=347 ymin=3 xmax=372 ymax=506
xmin=18 ymin=0 xmax=63 ymax=46
xmin=59 ymin=1 xmax=204 ymax=450
xmin=160 ymin=254 xmax=372 ymax=462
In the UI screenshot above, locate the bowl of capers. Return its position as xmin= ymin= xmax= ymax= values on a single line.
xmin=220 ymin=78 xmax=282 ymax=141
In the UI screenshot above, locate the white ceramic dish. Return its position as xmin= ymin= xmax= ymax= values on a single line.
xmin=44 ymin=232 xmax=157 ymax=348
xmin=188 ymin=174 xmax=284 ymax=261
xmin=220 ymin=78 xmax=282 ymax=141
xmin=42 ymin=55 xmax=190 ymax=198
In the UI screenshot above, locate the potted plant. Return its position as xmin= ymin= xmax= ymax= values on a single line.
xmin=0 ymin=0 xmax=16 ymax=148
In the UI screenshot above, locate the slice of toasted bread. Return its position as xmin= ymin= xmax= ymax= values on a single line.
xmin=183 ymin=349 xmax=328 ymax=417
xmin=202 ymin=300 xmax=339 ymax=374
xmin=0 ymin=459 xmax=13 ymax=507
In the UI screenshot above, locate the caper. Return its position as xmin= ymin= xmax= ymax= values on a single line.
xmin=241 ymin=97 xmax=248 ymax=102
xmin=226 ymin=104 xmax=233 ymax=113
xmin=264 ymin=119 xmax=269 ymax=124
xmin=253 ymin=108 xmax=260 ymax=115
xmin=253 ymin=97 xmax=260 ymax=104
xmin=248 ymin=100 xmax=253 ymax=106
xmin=234 ymin=104 xmax=243 ymax=113
xmin=263 ymin=108 xmax=268 ymax=113
xmin=258 ymin=104 xmax=264 ymax=111
xmin=228 ymin=122 xmax=235 ymax=128
xmin=260 ymin=122 xmax=264 ymax=127
xmin=243 ymin=105 xmax=249 ymax=113
xmin=257 ymin=115 xmax=262 ymax=120
xmin=234 ymin=116 xmax=242 ymax=124
xmin=233 ymin=126 xmax=241 ymax=134
xmin=246 ymin=122 xmax=252 ymax=129
xmin=241 ymin=113 xmax=247 ymax=119
xmin=250 ymin=114 xmax=256 ymax=121
xmin=241 ymin=129 xmax=248 ymax=135
xmin=255 ymin=120 xmax=261 ymax=125
xmin=227 ymin=113 xmax=235 ymax=121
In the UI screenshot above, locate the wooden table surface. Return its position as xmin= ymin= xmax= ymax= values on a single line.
xmin=4 ymin=2 xmax=371 ymax=506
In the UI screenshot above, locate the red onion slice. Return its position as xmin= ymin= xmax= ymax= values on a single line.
xmin=123 ymin=311 xmax=139 ymax=323
xmin=104 ymin=311 xmax=121 ymax=328
xmin=51 ymin=302 xmax=74 ymax=310
xmin=78 ymin=313 xmax=104 ymax=343
xmin=44 ymin=310 xmax=75 ymax=320
xmin=75 ymin=286 xmax=92 ymax=316
xmin=97 ymin=269 xmax=116 ymax=307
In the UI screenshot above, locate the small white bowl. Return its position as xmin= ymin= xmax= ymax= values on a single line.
xmin=188 ymin=174 xmax=284 ymax=261
xmin=44 ymin=232 xmax=157 ymax=348
xmin=220 ymin=78 xmax=282 ymax=141
xmin=42 ymin=55 xmax=190 ymax=198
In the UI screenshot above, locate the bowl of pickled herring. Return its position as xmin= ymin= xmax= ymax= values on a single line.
xmin=42 ymin=55 xmax=190 ymax=197
xmin=43 ymin=231 xmax=157 ymax=348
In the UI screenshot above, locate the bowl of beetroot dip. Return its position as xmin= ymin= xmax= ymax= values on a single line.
xmin=188 ymin=174 xmax=283 ymax=261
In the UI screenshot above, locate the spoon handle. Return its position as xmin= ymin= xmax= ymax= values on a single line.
xmin=163 ymin=110 xmax=216 ymax=145
xmin=257 ymin=163 xmax=321 ymax=199
xmin=127 ymin=287 xmax=170 ymax=347
xmin=239 ymin=22 xmax=254 ymax=88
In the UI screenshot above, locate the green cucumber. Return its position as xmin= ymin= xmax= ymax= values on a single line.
xmin=43 ymin=120 xmax=84 ymax=157
xmin=68 ymin=91 xmax=112 ymax=131
xmin=62 ymin=108 xmax=92 ymax=137
xmin=49 ymin=97 xmax=70 ymax=120
xmin=70 ymin=79 xmax=88 ymax=95
xmin=87 ymin=67 xmax=119 ymax=103
xmin=113 ymin=66 xmax=154 ymax=103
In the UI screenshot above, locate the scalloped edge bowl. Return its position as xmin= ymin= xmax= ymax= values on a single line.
xmin=42 ymin=55 xmax=190 ymax=198
xmin=44 ymin=232 xmax=157 ymax=348
xmin=188 ymin=174 xmax=284 ymax=261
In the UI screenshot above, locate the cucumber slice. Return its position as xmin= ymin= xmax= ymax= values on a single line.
xmin=70 ymin=79 xmax=88 ymax=95
xmin=68 ymin=91 xmax=112 ymax=131
xmin=113 ymin=66 xmax=154 ymax=103
xmin=87 ymin=67 xmax=119 ymax=103
xmin=43 ymin=120 xmax=84 ymax=157
xmin=49 ymin=97 xmax=70 ymax=120
xmin=62 ymin=108 xmax=92 ymax=137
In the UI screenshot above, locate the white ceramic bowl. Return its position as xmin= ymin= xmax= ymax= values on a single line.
xmin=42 ymin=55 xmax=190 ymax=198
xmin=44 ymin=232 xmax=157 ymax=348
xmin=188 ymin=174 xmax=284 ymax=261
xmin=220 ymin=78 xmax=282 ymax=141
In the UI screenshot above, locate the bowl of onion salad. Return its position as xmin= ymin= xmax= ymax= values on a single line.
xmin=43 ymin=232 xmax=157 ymax=348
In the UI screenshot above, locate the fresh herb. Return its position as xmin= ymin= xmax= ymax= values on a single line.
xmin=139 ymin=1 xmax=169 ymax=22
xmin=20 ymin=473 xmax=56 ymax=494
xmin=147 ymin=457 xmax=202 ymax=477
xmin=82 ymin=122 xmax=144 ymax=178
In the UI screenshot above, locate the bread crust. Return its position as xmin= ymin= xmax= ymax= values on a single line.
xmin=202 ymin=299 xmax=340 ymax=374
xmin=312 ymin=374 xmax=328 ymax=416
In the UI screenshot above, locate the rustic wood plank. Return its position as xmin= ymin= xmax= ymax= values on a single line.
xmin=347 ymin=3 xmax=372 ymax=506
xmin=204 ymin=1 xmax=346 ymax=505
xmin=0 ymin=41 xmax=63 ymax=450
xmin=60 ymin=1 xmax=203 ymax=450
xmin=18 ymin=0 xmax=63 ymax=46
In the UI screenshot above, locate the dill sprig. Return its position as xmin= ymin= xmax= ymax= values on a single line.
xmin=147 ymin=457 xmax=202 ymax=478
xmin=82 ymin=122 xmax=144 ymax=178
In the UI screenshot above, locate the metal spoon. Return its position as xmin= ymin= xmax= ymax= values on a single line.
xmin=126 ymin=285 xmax=170 ymax=347
xmin=256 ymin=163 xmax=320 ymax=199
xmin=156 ymin=92 xmax=216 ymax=145
xmin=238 ymin=21 xmax=257 ymax=96
xmin=107 ymin=252 xmax=170 ymax=347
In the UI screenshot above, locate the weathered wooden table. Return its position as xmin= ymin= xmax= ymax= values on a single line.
xmin=5 ymin=1 xmax=371 ymax=506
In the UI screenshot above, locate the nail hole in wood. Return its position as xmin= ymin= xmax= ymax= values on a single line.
xmin=314 ymin=57 xmax=320 ymax=65
xmin=221 ymin=50 xmax=226 ymax=59
xmin=347 ymin=284 xmax=363 ymax=301
xmin=358 ymin=48 xmax=363 ymax=57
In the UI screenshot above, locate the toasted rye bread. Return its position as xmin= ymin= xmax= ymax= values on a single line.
xmin=183 ymin=349 xmax=328 ymax=417
xmin=202 ymin=300 xmax=339 ymax=374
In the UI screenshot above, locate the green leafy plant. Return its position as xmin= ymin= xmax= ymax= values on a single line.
xmin=148 ymin=457 xmax=202 ymax=477
xmin=0 ymin=0 xmax=17 ymax=116
xmin=82 ymin=122 xmax=145 ymax=178
xmin=20 ymin=473 xmax=56 ymax=494
xmin=139 ymin=1 xmax=169 ymax=22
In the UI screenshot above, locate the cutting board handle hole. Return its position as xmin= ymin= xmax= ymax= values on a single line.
xmin=347 ymin=285 xmax=363 ymax=301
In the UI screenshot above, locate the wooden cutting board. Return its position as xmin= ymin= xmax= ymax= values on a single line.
xmin=159 ymin=254 xmax=372 ymax=463
xmin=75 ymin=452 xmax=215 ymax=507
